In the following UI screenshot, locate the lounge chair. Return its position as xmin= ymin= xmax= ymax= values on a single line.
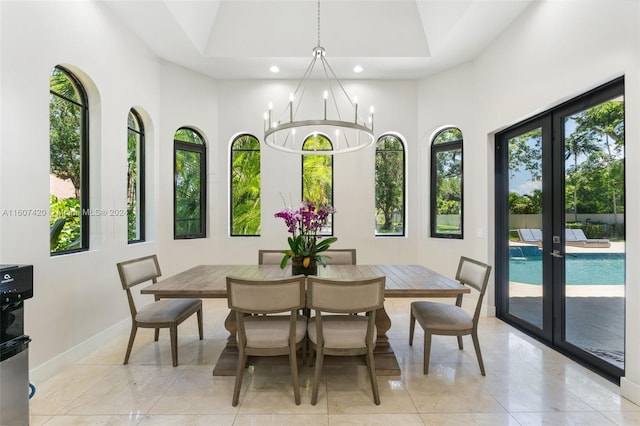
xmin=517 ymin=228 xmax=542 ymax=245
xmin=565 ymin=229 xmax=611 ymax=248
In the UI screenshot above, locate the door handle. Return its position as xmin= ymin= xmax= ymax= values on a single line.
xmin=550 ymin=249 xmax=563 ymax=258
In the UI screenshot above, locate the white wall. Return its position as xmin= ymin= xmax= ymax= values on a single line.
xmin=416 ymin=0 xmax=640 ymax=404
xmin=0 ymin=1 xmax=162 ymax=382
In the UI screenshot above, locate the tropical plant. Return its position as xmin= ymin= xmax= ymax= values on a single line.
xmin=49 ymin=195 xmax=81 ymax=252
xmin=274 ymin=201 xmax=337 ymax=269
xmin=231 ymin=135 xmax=261 ymax=235
xmin=375 ymin=135 xmax=404 ymax=232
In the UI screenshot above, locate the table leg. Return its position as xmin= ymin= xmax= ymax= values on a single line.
xmin=211 ymin=310 xmax=240 ymax=376
xmin=372 ymin=306 xmax=401 ymax=376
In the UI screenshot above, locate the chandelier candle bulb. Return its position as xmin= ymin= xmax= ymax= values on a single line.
xmin=354 ymin=96 xmax=358 ymax=123
xmin=370 ymin=106 xmax=375 ymax=131
xmin=323 ymin=91 xmax=328 ymax=119
xmin=289 ymin=93 xmax=294 ymax=122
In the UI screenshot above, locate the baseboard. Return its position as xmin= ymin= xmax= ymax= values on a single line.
xmin=486 ymin=304 xmax=496 ymax=317
xmin=29 ymin=318 xmax=129 ymax=385
xmin=621 ymin=377 xmax=640 ymax=406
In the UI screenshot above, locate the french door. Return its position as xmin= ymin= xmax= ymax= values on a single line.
xmin=495 ymin=77 xmax=625 ymax=381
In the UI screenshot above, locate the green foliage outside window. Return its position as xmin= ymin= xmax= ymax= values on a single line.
xmin=174 ymin=128 xmax=206 ymax=238
xmin=231 ymin=135 xmax=261 ymax=235
xmin=49 ymin=66 xmax=86 ymax=254
xmin=375 ymin=135 xmax=404 ymax=235
xmin=508 ymin=99 xmax=624 ymax=240
xmin=127 ymin=110 xmax=144 ymax=242
xmin=302 ymin=135 xmax=333 ymax=234
xmin=431 ymin=128 xmax=463 ymax=237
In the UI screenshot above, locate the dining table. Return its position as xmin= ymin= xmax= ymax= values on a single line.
xmin=141 ymin=263 xmax=469 ymax=376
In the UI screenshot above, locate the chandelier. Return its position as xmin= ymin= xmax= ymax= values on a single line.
xmin=263 ymin=0 xmax=375 ymax=155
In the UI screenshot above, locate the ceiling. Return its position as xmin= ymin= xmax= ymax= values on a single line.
xmin=100 ymin=0 xmax=534 ymax=80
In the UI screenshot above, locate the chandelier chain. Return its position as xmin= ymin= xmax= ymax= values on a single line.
xmin=317 ymin=0 xmax=321 ymax=47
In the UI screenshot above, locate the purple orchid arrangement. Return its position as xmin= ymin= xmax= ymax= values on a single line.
xmin=274 ymin=200 xmax=337 ymax=269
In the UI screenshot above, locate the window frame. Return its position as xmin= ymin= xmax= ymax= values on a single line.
xmin=430 ymin=127 xmax=464 ymax=239
xmin=127 ymin=108 xmax=145 ymax=244
xmin=49 ymin=65 xmax=90 ymax=256
xmin=173 ymin=127 xmax=207 ymax=239
xmin=230 ymin=133 xmax=261 ymax=237
xmin=375 ymin=133 xmax=406 ymax=237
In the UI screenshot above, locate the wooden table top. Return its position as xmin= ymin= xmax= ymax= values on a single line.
xmin=141 ymin=264 xmax=469 ymax=298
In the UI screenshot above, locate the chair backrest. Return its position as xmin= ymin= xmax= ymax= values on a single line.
xmin=321 ymin=249 xmax=357 ymax=265
xmin=117 ymin=255 xmax=161 ymax=290
xmin=306 ymin=276 xmax=385 ymax=313
xmin=455 ymin=256 xmax=492 ymax=323
xmin=258 ymin=249 xmax=288 ymax=265
xmin=116 ymin=255 xmax=162 ymax=318
xmin=226 ymin=276 xmax=306 ymax=314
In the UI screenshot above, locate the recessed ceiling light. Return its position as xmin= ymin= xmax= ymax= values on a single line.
xmin=353 ymin=65 xmax=363 ymax=73
xmin=270 ymin=65 xmax=280 ymax=73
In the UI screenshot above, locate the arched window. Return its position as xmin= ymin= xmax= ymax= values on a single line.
xmin=49 ymin=65 xmax=89 ymax=255
xmin=127 ymin=109 xmax=145 ymax=243
xmin=230 ymin=134 xmax=260 ymax=236
xmin=174 ymin=127 xmax=206 ymax=239
xmin=302 ymin=134 xmax=333 ymax=235
xmin=375 ymin=134 xmax=405 ymax=236
xmin=431 ymin=127 xmax=463 ymax=238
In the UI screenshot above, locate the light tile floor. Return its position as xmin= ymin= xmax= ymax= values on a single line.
xmin=30 ymin=298 xmax=640 ymax=425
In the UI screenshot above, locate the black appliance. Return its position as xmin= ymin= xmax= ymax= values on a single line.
xmin=0 ymin=264 xmax=33 ymax=426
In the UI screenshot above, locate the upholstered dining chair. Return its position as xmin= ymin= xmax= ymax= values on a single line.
xmin=226 ymin=275 xmax=307 ymax=406
xmin=116 ymin=255 xmax=203 ymax=367
xmin=258 ymin=249 xmax=287 ymax=265
xmin=322 ymin=248 xmax=357 ymax=265
xmin=306 ymin=276 xmax=386 ymax=405
xmin=409 ymin=256 xmax=492 ymax=375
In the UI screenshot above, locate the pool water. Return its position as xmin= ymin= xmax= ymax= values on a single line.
xmin=509 ymin=252 xmax=625 ymax=285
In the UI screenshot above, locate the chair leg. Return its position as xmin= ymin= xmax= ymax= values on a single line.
xmin=169 ymin=324 xmax=178 ymax=367
xmin=366 ymin=349 xmax=380 ymax=405
xmin=423 ymin=332 xmax=432 ymax=374
xmin=197 ymin=308 xmax=204 ymax=340
xmin=232 ymin=349 xmax=247 ymax=406
xmin=457 ymin=335 xmax=464 ymax=350
xmin=409 ymin=309 xmax=415 ymax=345
xmin=311 ymin=345 xmax=324 ymax=405
xmin=154 ymin=328 xmax=160 ymax=342
xmin=290 ymin=343 xmax=301 ymax=405
xmin=471 ymin=330 xmax=486 ymax=376
xmin=123 ymin=325 xmax=138 ymax=365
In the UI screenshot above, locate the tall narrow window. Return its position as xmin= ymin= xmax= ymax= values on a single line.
xmin=302 ymin=134 xmax=333 ymax=235
xmin=127 ymin=109 xmax=145 ymax=243
xmin=230 ymin=134 xmax=261 ymax=236
xmin=431 ymin=127 xmax=463 ymax=238
xmin=375 ymin=134 xmax=405 ymax=236
xmin=174 ymin=127 xmax=206 ymax=239
xmin=49 ymin=66 xmax=89 ymax=255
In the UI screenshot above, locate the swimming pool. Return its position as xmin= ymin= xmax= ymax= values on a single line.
xmin=509 ymin=252 xmax=625 ymax=285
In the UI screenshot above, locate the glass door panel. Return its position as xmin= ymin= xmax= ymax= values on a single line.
xmin=507 ymin=127 xmax=543 ymax=330
xmin=561 ymin=95 xmax=625 ymax=371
